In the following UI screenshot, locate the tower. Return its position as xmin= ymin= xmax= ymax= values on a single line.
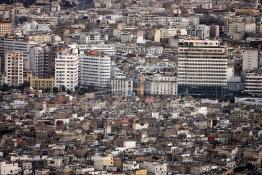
xmin=5 ymin=50 xmax=23 ymax=86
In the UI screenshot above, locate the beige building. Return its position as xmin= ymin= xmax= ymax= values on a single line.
xmin=135 ymin=169 xmax=147 ymax=175
xmin=25 ymin=72 xmax=55 ymax=90
xmin=137 ymin=74 xmax=145 ymax=97
xmin=0 ymin=21 xmax=12 ymax=37
xmin=154 ymin=29 xmax=161 ymax=43
xmin=94 ymin=153 xmax=113 ymax=170
xmin=4 ymin=51 xmax=23 ymax=86
xmin=27 ymin=33 xmax=53 ymax=44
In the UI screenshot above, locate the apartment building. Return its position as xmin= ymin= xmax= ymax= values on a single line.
xmin=242 ymin=49 xmax=259 ymax=72
xmin=79 ymin=52 xmax=111 ymax=89
xmin=29 ymin=44 xmax=52 ymax=78
xmin=80 ymin=32 xmax=108 ymax=44
xmin=244 ymin=72 xmax=262 ymax=96
xmin=4 ymin=51 xmax=23 ymax=86
xmin=0 ymin=37 xmax=30 ymax=73
xmin=55 ymin=47 xmax=79 ymax=91
xmin=192 ymin=25 xmax=210 ymax=39
xmin=0 ymin=21 xmax=12 ymax=37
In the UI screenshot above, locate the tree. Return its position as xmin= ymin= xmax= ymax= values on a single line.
xmin=61 ymin=85 xmax=66 ymax=92
xmin=53 ymin=87 xmax=58 ymax=94
xmin=0 ymin=83 xmax=10 ymax=92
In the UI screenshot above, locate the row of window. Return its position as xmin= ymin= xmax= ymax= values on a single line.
xmin=178 ymin=59 xmax=227 ymax=62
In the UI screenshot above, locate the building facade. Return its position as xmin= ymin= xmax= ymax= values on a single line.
xmin=29 ymin=44 xmax=52 ymax=78
xmin=177 ymin=39 xmax=228 ymax=97
xmin=26 ymin=72 xmax=55 ymax=90
xmin=0 ymin=162 xmax=19 ymax=175
xmin=244 ymin=72 xmax=262 ymax=96
xmin=4 ymin=51 xmax=23 ymax=86
xmin=0 ymin=37 xmax=30 ymax=73
xmin=242 ymin=49 xmax=258 ymax=72
xmin=111 ymin=78 xmax=133 ymax=96
xmin=0 ymin=21 xmax=12 ymax=37
xmin=79 ymin=53 xmax=111 ymax=89
xmin=145 ymin=74 xmax=177 ymax=95
xmin=55 ymin=47 xmax=79 ymax=91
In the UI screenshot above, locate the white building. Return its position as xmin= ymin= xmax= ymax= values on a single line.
xmin=145 ymin=74 xmax=177 ymax=95
xmin=146 ymin=46 xmax=163 ymax=56
xmin=123 ymin=141 xmax=136 ymax=149
xmin=195 ymin=25 xmax=210 ymax=39
xmin=0 ymin=162 xmax=20 ymax=175
xmin=79 ymin=53 xmax=111 ymax=89
xmin=17 ymin=21 xmax=51 ymax=35
xmin=143 ymin=162 xmax=167 ymax=175
xmin=244 ymin=22 xmax=257 ymax=33
xmin=244 ymin=72 xmax=262 ymax=96
xmin=160 ymin=28 xmax=178 ymax=38
xmin=178 ymin=39 xmax=228 ymax=96
xmin=242 ymin=49 xmax=258 ymax=72
xmin=123 ymin=161 xmax=139 ymax=172
xmin=94 ymin=0 xmax=112 ymax=8
xmin=5 ymin=51 xmax=23 ymax=86
xmin=120 ymin=32 xmax=133 ymax=43
xmin=55 ymin=47 xmax=79 ymax=91
xmin=111 ymin=78 xmax=133 ymax=96
xmin=80 ymin=32 xmax=108 ymax=44
xmin=78 ymin=44 xmax=116 ymax=56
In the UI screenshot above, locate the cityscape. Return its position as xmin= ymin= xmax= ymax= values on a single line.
xmin=0 ymin=0 xmax=261 ymax=174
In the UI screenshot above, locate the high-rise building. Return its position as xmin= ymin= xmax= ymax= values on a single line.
xmin=0 ymin=37 xmax=30 ymax=73
xmin=178 ymin=39 xmax=228 ymax=96
xmin=55 ymin=47 xmax=79 ymax=91
xmin=79 ymin=52 xmax=111 ymax=89
xmin=4 ymin=51 xmax=23 ymax=86
xmin=29 ymin=44 xmax=52 ymax=78
xmin=29 ymin=45 xmax=45 ymax=78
